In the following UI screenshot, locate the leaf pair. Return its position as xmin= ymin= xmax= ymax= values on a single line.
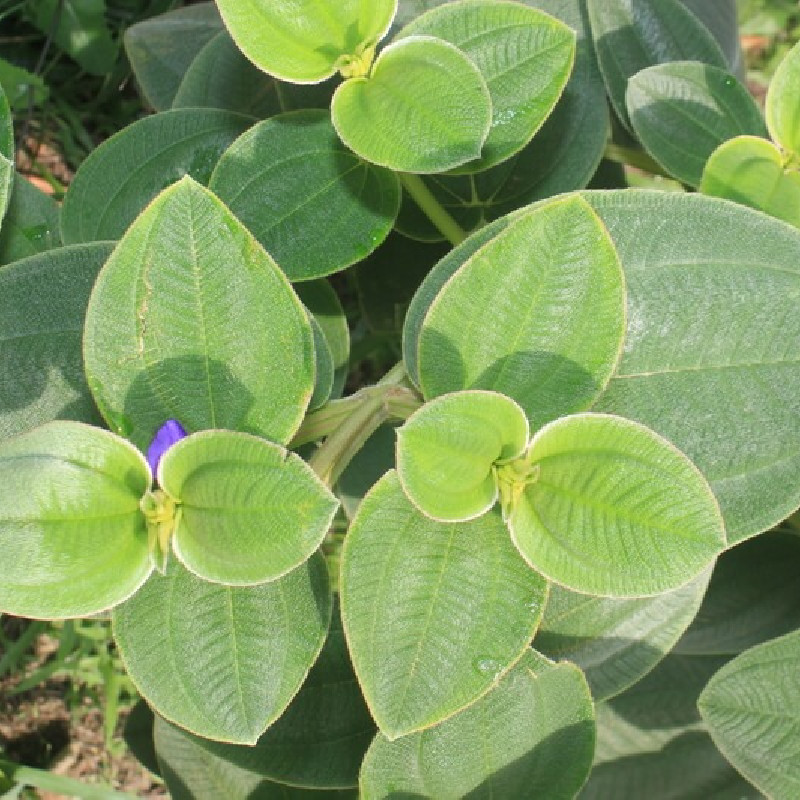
xmin=0 ymin=421 xmax=338 ymax=619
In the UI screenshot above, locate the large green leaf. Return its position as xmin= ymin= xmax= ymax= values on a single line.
xmin=0 ymin=243 xmax=112 ymax=440
xmin=83 ymin=177 xmax=315 ymax=452
xmin=340 ymin=472 xmax=548 ymax=739
xmin=0 ymin=421 xmax=151 ymax=619
xmin=60 ymin=108 xmax=252 ymax=245
xmin=0 ymin=173 xmax=61 ymax=265
xmin=510 ymin=413 xmax=725 ymax=597
xmin=417 ymin=195 xmax=625 ymax=430
xmin=588 ymin=190 xmax=800 ymax=543
xmin=360 ymin=650 xmax=595 ymax=799
xmin=626 ymin=62 xmax=767 ymax=188
xmin=700 ymin=135 xmax=800 ymax=228
xmin=124 ymin=3 xmax=223 ymax=111
xmin=209 ymin=110 xmax=400 ymax=281
xmin=699 ymin=631 xmax=800 ymax=799
xmin=396 ymin=0 xmax=575 ymax=173
xmin=0 ymin=84 xmax=12 ymax=228
xmin=397 ymin=390 xmax=529 ymax=521
xmin=331 ymin=36 xmax=492 ymax=173
xmin=766 ymin=39 xmax=800 ymax=157
xmin=215 ymin=0 xmax=397 ymax=83
xmin=113 ymin=554 xmax=331 ymax=745
xmin=535 ymin=568 xmax=711 ymax=702
xmin=160 ymin=430 xmax=338 ymax=586
xmin=587 ymin=0 xmax=727 ymax=129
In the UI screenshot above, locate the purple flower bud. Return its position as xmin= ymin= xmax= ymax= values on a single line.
xmin=147 ymin=419 xmax=188 ymax=476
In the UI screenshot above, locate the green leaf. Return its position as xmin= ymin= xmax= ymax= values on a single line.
xmin=0 ymin=243 xmax=112 ymax=440
xmin=159 ymin=430 xmax=338 ymax=586
xmin=215 ymin=0 xmax=397 ymax=83
xmin=535 ymin=568 xmax=710 ymax=702
xmin=510 ymin=413 xmax=726 ymax=597
xmin=340 ymin=472 xmax=547 ymax=739
xmin=0 ymin=421 xmax=151 ymax=619
xmin=417 ymin=195 xmax=625 ymax=430
xmin=626 ymin=62 xmax=767 ymax=188
xmin=766 ymin=40 xmax=800 ymax=156
xmin=675 ymin=531 xmax=800 ymax=656
xmin=83 ymin=177 xmax=315 ymax=452
xmin=699 ymin=631 xmax=800 ymax=799
xmin=588 ymin=190 xmax=800 ymax=543
xmin=0 ymin=84 xmax=11 ymax=228
xmin=700 ymin=135 xmax=800 ymax=228
xmin=0 ymin=57 xmax=49 ymax=111
xmin=360 ymin=650 xmax=595 ymax=798
xmin=123 ymin=701 xmax=161 ymax=778
xmin=396 ymin=390 xmax=529 ymax=521
xmin=124 ymin=3 xmax=223 ymax=111
xmin=680 ymin=0 xmax=743 ymax=76
xmin=309 ymin=314 xmax=335 ymax=411
xmin=331 ymin=36 xmax=492 ymax=173
xmin=113 ymin=553 xmax=331 ymax=745
xmin=209 ymin=110 xmax=400 ymax=281
xmin=396 ymin=0 xmax=575 ymax=173
xmin=60 ymin=108 xmax=252 ymax=245
xmin=0 ymin=173 xmax=62 ymax=265
xmin=335 ymin=424 xmax=396 ymax=520
xmin=587 ymin=0 xmax=727 ymax=129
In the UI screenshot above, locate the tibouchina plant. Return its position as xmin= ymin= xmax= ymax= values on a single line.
xmin=1 ymin=1 xmax=800 ymax=797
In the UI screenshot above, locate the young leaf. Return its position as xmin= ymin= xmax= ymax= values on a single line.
xmin=699 ymin=630 xmax=800 ymax=799
xmin=626 ymin=62 xmax=767 ymax=188
xmin=159 ymin=430 xmax=338 ymax=586
xmin=215 ymin=0 xmax=397 ymax=84
xmin=0 ymin=173 xmax=61 ymax=265
xmin=61 ymin=108 xmax=252 ymax=244
xmin=340 ymin=472 xmax=547 ymax=739
xmin=0 ymin=84 xmax=12 ymax=227
xmin=209 ymin=110 xmax=400 ymax=281
xmin=396 ymin=390 xmax=529 ymax=521
xmin=113 ymin=554 xmax=331 ymax=746
xmin=331 ymin=36 xmax=492 ymax=173
xmin=510 ymin=414 xmax=726 ymax=597
xmin=766 ymin=39 xmax=800 ymax=157
xmin=395 ymin=0 xmax=576 ymax=173
xmin=359 ymin=650 xmax=595 ymax=799
xmin=417 ymin=195 xmax=625 ymax=430
xmin=0 ymin=421 xmax=152 ymax=619
xmin=700 ymin=135 xmax=800 ymax=228
xmin=83 ymin=177 xmax=315 ymax=452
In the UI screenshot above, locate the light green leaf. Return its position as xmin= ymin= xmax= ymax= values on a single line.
xmin=216 ymin=0 xmax=397 ymax=83
xmin=113 ymin=553 xmax=331 ymax=746
xmin=396 ymin=0 xmax=575 ymax=173
xmin=360 ymin=650 xmax=595 ymax=799
xmin=209 ymin=110 xmax=400 ymax=281
xmin=396 ymin=390 xmax=529 ymax=521
xmin=340 ymin=472 xmax=547 ymax=739
xmin=0 ymin=173 xmax=62 ymax=265
xmin=766 ymin=39 xmax=800 ymax=156
xmin=0 ymin=57 xmax=49 ymax=110
xmin=699 ymin=631 xmax=800 ymax=799
xmin=626 ymin=62 xmax=767 ymax=188
xmin=309 ymin=314 xmax=335 ymax=411
xmin=587 ymin=0 xmax=727 ymax=129
xmin=510 ymin=413 xmax=726 ymax=597
xmin=417 ymin=195 xmax=625 ymax=430
xmin=61 ymin=108 xmax=252 ymax=245
xmin=124 ymin=3 xmax=223 ymax=111
xmin=332 ymin=36 xmax=492 ymax=173
xmin=0 ymin=421 xmax=151 ymax=619
xmin=83 ymin=177 xmax=315 ymax=452
xmin=700 ymin=135 xmax=800 ymax=228
xmin=160 ymin=430 xmax=338 ymax=586
xmin=0 ymin=83 xmax=12 ymax=227
xmin=0 ymin=243 xmax=111 ymax=440
xmin=535 ymin=568 xmax=711 ymax=702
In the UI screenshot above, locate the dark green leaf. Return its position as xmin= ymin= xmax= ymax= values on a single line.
xmin=0 ymin=173 xmax=61 ymax=265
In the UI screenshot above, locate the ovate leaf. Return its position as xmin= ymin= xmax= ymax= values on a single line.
xmin=83 ymin=177 xmax=315 ymax=451
xmin=766 ymin=39 xmax=800 ymax=156
xmin=160 ymin=430 xmax=338 ymax=586
xmin=0 ymin=421 xmax=151 ymax=619
xmin=113 ymin=554 xmax=331 ymax=745
xmin=340 ymin=472 xmax=547 ymax=739
xmin=0 ymin=173 xmax=61 ymax=264
xmin=396 ymin=390 xmax=529 ymax=521
xmin=332 ymin=36 xmax=492 ymax=173
xmin=510 ymin=414 xmax=726 ymax=597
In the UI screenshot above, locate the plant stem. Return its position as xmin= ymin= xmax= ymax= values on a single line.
xmin=603 ymin=143 xmax=672 ymax=179
xmin=0 ymin=761 xmax=136 ymax=800
xmin=398 ymin=172 xmax=467 ymax=246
